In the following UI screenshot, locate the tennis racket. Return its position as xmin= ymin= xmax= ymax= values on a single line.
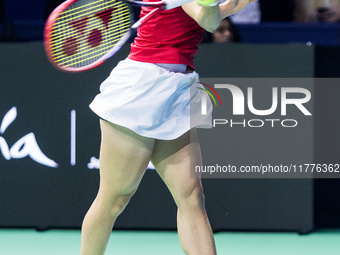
xmin=44 ymin=0 xmax=193 ymax=72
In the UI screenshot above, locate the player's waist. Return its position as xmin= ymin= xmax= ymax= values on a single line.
xmin=154 ymin=63 xmax=187 ymax=72
xmin=128 ymin=45 xmax=195 ymax=70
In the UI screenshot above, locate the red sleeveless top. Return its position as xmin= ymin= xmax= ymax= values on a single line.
xmin=128 ymin=4 xmax=204 ymax=70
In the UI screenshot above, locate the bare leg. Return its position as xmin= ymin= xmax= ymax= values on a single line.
xmin=80 ymin=120 xmax=155 ymax=255
xmin=151 ymin=129 xmax=216 ymax=255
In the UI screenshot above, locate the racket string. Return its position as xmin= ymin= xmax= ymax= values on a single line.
xmin=49 ymin=0 xmax=132 ymax=68
xmin=53 ymin=23 xmax=130 ymax=64
xmin=61 ymin=0 xmax=114 ymax=18
xmin=54 ymin=0 xmax=120 ymax=30
xmin=53 ymin=15 xmax=130 ymax=64
xmin=59 ymin=31 xmax=130 ymax=67
xmin=51 ymin=8 xmax=130 ymax=43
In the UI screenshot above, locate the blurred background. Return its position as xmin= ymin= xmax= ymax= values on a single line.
xmin=2 ymin=0 xmax=340 ymax=44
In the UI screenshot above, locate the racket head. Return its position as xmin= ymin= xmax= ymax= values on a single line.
xmin=44 ymin=0 xmax=133 ymax=72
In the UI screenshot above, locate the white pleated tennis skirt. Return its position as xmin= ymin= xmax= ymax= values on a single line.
xmin=89 ymin=58 xmax=212 ymax=140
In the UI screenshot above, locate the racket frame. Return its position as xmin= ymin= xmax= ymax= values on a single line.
xmin=44 ymin=0 xmax=134 ymax=72
xmin=44 ymin=0 xmax=192 ymax=72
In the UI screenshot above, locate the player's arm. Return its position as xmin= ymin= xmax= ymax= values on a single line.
xmin=182 ymin=2 xmax=221 ymax=33
xmin=219 ymin=0 xmax=258 ymax=19
xmin=182 ymin=0 xmax=257 ymax=32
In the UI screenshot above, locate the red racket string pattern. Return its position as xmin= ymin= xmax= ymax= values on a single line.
xmin=45 ymin=0 xmax=132 ymax=71
xmin=61 ymin=8 xmax=117 ymax=55
xmin=44 ymin=0 xmax=192 ymax=71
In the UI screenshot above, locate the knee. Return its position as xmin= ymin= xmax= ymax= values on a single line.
xmin=176 ymin=185 xmax=206 ymax=212
xmin=109 ymin=193 xmax=133 ymax=217
xmin=96 ymin=191 xmax=134 ymax=218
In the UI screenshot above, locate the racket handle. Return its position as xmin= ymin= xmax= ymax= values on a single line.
xmin=163 ymin=0 xmax=194 ymax=10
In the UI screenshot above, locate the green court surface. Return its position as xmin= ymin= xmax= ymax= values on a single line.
xmin=0 ymin=229 xmax=339 ymax=254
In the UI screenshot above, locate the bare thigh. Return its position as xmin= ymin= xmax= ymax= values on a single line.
xmin=151 ymin=129 xmax=204 ymax=207
xmin=97 ymin=120 xmax=155 ymax=202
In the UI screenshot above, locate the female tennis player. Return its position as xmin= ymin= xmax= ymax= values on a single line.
xmin=81 ymin=0 xmax=256 ymax=254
